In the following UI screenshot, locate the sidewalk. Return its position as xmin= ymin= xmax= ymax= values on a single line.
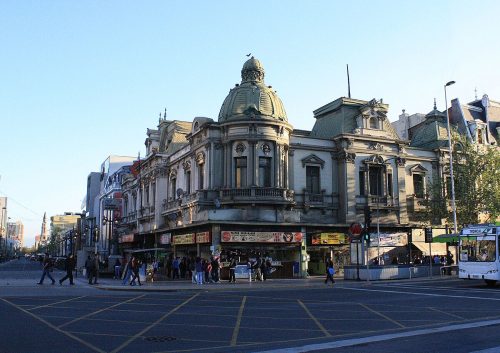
xmin=76 ymin=275 xmax=338 ymax=292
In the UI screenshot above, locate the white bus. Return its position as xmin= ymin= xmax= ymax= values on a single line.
xmin=459 ymin=224 xmax=499 ymax=286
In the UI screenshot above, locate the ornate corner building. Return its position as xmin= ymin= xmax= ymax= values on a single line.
xmin=115 ymin=57 xmax=492 ymax=277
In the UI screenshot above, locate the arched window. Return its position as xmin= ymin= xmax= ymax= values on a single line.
xmin=369 ymin=117 xmax=378 ymax=129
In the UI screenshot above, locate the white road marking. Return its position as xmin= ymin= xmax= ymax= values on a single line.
xmin=469 ymin=346 xmax=500 ymax=353
xmin=343 ymin=286 xmax=500 ymax=301
xmin=255 ymin=318 xmax=500 ymax=353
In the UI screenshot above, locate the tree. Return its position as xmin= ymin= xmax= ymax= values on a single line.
xmin=420 ymin=138 xmax=500 ymax=226
xmin=47 ymin=225 xmax=63 ymax=255
xmin=453 ymin=140 xmax=500 ymax=224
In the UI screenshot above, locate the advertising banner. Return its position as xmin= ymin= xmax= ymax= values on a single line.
xmin=173 ymin=233 xmax=195 ymax=245
xmin=368 ymin=232 xmax=407 ymax=247
xmin=119 ymin=234 xmax=135 ymax=243
xmin=159 ymin=233 xmax=171 ymax=245
xmin=196 ymin=232 xmax=211 ymax=243
xmin=311 ymin=233 xmax=346 ymax=245
xmin=221 ymin=231 xmax=303 ymax=243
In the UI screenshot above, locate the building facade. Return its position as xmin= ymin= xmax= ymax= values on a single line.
xmin=115 ymin=57 xmax=460 ymax=277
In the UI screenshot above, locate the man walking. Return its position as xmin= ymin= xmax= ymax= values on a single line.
xmin=88 ymin=255 xmax=97 ymax=285
xmin=59 ymin=254 xmax=75 ymax=285
xmin=228 ymin=257 xmax=237 ymax=283
xmin=37 ymin=253 xmax=55 ymax=285
xmin=325 ymin=259 xmax=335 ymax=285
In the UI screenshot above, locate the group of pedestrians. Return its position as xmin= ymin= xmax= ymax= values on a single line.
xmin=37 ymin=253 xmax=75 ymax=286
xmin=167 ymin=255 xmax=222 ymax=284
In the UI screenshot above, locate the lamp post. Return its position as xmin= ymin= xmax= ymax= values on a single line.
xmin=444 ymin=81 xmax=458 ymax=236
xmin=103 ymin=214 xmax=120 ymax=257
xmin=93 ymin=225 xmax=99 ymax=284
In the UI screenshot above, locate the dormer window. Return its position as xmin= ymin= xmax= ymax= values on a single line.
xmin=369 ymin=116 xmax=379 ymax=129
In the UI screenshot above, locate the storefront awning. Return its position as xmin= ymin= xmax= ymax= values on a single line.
xmin=433 ymin=234 xmax=460 ymax=243
xmin=412 ymin=242 xmax=448 ymax=256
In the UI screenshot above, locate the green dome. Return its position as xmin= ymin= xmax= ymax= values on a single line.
xmin=218 ymin=57 xmax=287 ymax=122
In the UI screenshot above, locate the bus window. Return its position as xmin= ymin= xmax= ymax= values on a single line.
xmin=460 ymin=238 xmax=496 ymax=262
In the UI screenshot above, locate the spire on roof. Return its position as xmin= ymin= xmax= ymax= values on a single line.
xmin=433 ymin=98 xmax=437 ymax=110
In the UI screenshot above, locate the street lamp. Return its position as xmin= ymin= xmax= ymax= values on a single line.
xmin=102 ymin=215 xmax=120 ymax=256
xmin=444 ymin=81 xmax=458 ymax=235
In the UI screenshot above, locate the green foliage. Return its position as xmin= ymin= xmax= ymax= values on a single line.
xmin=47 ymin=225 xmax=63 ymax=255
xmin=420 ymin=138 xmax=500 ymax=226
xmin=453 ymin=140 xmax=500 ymax=223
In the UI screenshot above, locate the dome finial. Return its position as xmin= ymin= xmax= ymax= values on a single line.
xmin=433 ymin=98 xmax=437 ymax=110
xmin=241 ymin=56 xmax=265 ymax=83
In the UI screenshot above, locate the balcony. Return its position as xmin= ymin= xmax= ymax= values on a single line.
xmin=356 ymin=195 xmax=396 ymax=209
xmin=219 ymin=187 xmax=295 ymax=205
xmin=161 ymin=188 xmax=295 ymax=215
xmin=138 ymin=205 xmax=154 ymax=222
xmin=120 ymin=212 xmax=137 ymax=225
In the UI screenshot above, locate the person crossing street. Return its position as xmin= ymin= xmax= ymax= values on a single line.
xmin=59 ymin=254 xmax=75 ymax=285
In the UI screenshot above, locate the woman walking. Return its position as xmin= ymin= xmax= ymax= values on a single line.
xmin=129 ymin=256 xmax=142 ymax=286
xmin=325 ymin=259 xmax=335 ymax=285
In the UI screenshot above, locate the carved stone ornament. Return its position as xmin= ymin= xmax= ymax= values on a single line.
xmin=235 ymin=143 xmax=246 ymax=155
xmin=301 ymin=154 xmax=326 ymax=168
xmin=196 ymin=152 xmax=205 ymax=164
xmin=397 ymin=144 xmax=407 ymax=154
xmin=261 ymin=143 xmax=271 ymax=155
xmin=396 ymin=157 xmax=406 ymax=167
xmin=352 ymin=127 xmax=361 ymax=135
xmin=169 ymin=168 xmax=177 ymax=177
xmin=369 ymin=142 xmax=384 ymax=151
xmin=288 ymin=149 xmax=295 ymax=157
xmin=337 ymin=151 xmax=356 ymax=163
xmin=182 ymin=160 xmax=191 ymax=170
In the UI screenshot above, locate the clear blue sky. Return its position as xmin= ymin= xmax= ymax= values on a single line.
xmin=1 ymin=1 xmax=499 ymax=246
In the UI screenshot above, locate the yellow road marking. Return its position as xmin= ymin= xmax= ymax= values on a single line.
xmin=28 ymin=296 xmax=87 ymax=311
xmin=359 ymin=303 xmax=405 ymax=328
xmin=110 ymin=293 xmax=199 ymax=353
xmin=58 ymin=294 xmax=146 ymax=329
xmin=231 ymin=296 xmax=247 ymax=346
xmin=0 ymin=298 xmax=106 ymax=353
xmin=297 ymin=299 xmax=332 ymax=337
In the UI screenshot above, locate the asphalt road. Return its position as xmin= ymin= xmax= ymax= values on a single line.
xmin=1 ymin=258 xmax=500 ymax=353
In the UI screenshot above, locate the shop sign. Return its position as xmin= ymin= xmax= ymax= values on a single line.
xmin=368 ymin=232 xmax=407 ymax=247
xmin=173 ymin=233 xmax=195 ymax=245
xmin=221 ymin=231 xmax=303 ymax=243
xmin=119 ymin=234 xmax=135 ymax=243
xmin=159 ymin=233 xmax=171 ymax=245
xmin=196 ymin=232 xmax=211 ymax=243
xmin=311 ymin=233 xmax=346 ymax=245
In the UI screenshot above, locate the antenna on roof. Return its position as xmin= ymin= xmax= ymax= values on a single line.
xmin=164 ymin=108 xmax=167 ymax=119
xmin=346 ymin=64 xmax=351 ymax=98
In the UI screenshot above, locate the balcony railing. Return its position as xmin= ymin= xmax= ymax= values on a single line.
xmin=121 ymin=212 xmax=137 ymax=224
xmin=355 ymin=195 xmax=395 ymax=207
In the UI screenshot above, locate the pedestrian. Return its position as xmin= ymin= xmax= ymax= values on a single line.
xmin=190 ymin=258 xmax=197 ymax=284
xmin=325 ymin=259 xmax=335 ymax=284
xmin=211 ymin=257 xmax=220 ymax=283
xmin=229 ymin=257 xmax=237 ymax=283
xmin=121 ymin=256 xmax=133 ymax=285
xmin=195 ymin=256 xmax=203 ymax=285
xmin=59 ymin=254 xmax=75 ymax=285
xmin=129 ymin=256 xmax=142 ymax=286
xmin=172 ymin=257 xmax=180 ymax=279
xmin=88 ymin=255 xmax=97 ymax=285
xmin=254 ymin=257 xmax=263 ymax=281
xmin=84 ymin=255 xmax=92 ymax=279
xmin=205 ymin=259 xmax=212 ymax=283
xmin=37 ymin=253 xmax=55 ymax=285
xmin=166 ymin=255 xmax=172 ymax=279
xmin=113 ymin=258 xmax=121 ymax=279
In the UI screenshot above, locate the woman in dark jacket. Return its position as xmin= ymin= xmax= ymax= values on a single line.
xmin=129 ymin=256 xmax=142 ymax=286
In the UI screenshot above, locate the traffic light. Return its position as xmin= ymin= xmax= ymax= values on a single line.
xmin=364 ymin=206 xmax=372 ymax=229
xmin=362 ymin=230 xmax=371 ymax=246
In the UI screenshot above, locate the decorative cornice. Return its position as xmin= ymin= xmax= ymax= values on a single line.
xmin=301 ymin=154 xmax=326 ymax=168
xmin=337 ymin=151 xmax=356 ymax=163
